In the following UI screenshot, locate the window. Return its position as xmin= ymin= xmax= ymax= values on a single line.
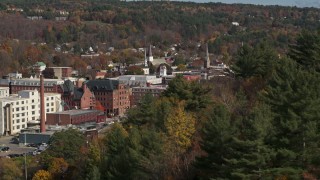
xmin=32 ymin=100 xmax=34 ymax=103
xmin=16 ymin=125 xmax=20 ymax=129
xmin=51 ymin=97 xmax=54 ymax=100
xmin=46 ymin=109 xmax=49 ymax=112
xmin=22 ymin=118 xmax=25 ymax=122
xmin=22 ymin=125 xmax=25 ymax=128
xmin=22 ymin=113 xmax=25 ymax=116
xmin=32 ymin=105 xmax=35 ymax=109
xmin=51 ymin=102 xmax=54 ymax=106
xmin=51 ymin=108 xmax=54 ymax=111
xmin=17 ymin=120 xmax=20 ymax=123
xmin=16 ymin=108 xmax=19 ymax=111
xmin=32 ymin=111 xmax=35 ymax=115
xmin=22 ymin=101 xmax=24 ymax=104
xmin=16 ymin=102 xmax=19 ymax=105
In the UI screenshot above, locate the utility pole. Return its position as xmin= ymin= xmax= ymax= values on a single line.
xmin=24 ymin=133 xmax=27 ymax=180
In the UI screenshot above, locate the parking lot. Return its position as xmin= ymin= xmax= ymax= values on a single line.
xmin=0 ymin=136 xmax=36 ymax=157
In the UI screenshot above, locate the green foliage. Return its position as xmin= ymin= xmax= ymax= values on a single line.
xmin=232 ymin=42 xmax=278 ymax=79
xmin=162 ymin=75 xmax=211 ymax=111
xmin=196 ymin=104 xmax=274 ymax=179
xmin=44 ymin=128 xmax=86 ymax=164
xmin=289 ymin=30 xmax=320 ymax=72
xmin=263 ymin=57 xmax=320 ymax=176
xmin=126 ymin=93 xmax=156 ymax=127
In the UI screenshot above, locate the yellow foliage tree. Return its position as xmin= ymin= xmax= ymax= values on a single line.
xmin=0 ymin=158 xmax=23 ymax=180
xmin=48 ymin=158 xmax=68 ymax=178
xmin=164 ymin=101 xmax=195 ymax=151
xmin=32 ymin=170 xmax=52 ymax=180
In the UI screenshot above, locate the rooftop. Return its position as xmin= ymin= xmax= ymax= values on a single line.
xmin=48 ymin=109 xmax=101 ymax=116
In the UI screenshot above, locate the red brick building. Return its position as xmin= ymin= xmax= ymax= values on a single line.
xmin=86 ymin=79 xmax=130 ymax=116
xmin=60 ymin=80 xmax=95 ymax=110
xmin=131 ymin=85 xmax=167 ymax=107
xmin=46 ymin=110 xmax=102 ymax=125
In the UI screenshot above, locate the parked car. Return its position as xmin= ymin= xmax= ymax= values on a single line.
xmin=0 ymin=146 xmax=9 ymax=152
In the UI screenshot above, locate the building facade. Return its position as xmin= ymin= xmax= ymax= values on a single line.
xmin=131 ymin=85 xmax=167 ymax=106
xmin=112 ymin=75 xmax=163 ymax=87
xmin=47 ymin=67 xmax=73 ymax=79
xmin=0 ymin=87 xmax=9 ymax=98
xmin=86 ymin=79 xmax=130 ymax=116
xmin=46 ymin=110 xmax=101 ymax=125
xmin=0 ymin=90 xmax=61 ymax=135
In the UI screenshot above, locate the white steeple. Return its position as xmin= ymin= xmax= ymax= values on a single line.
xmin=144 ymin=47 xmax=148 ymax=67
xmin=205 ymin=43 xmax=210 ymax=68
xmin=159 ymin=64 xmax=167 ymax=77
xmin=148 ymin=45 xmax=153 ymax=63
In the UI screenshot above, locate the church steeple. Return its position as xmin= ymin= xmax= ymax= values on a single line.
xmin=205 ymin=43 xmax=210 ymax=68
xmin=144 ymin=47 xmax=148 ymax=67
xmin=148 ymin=45 xmax=153 ymax=63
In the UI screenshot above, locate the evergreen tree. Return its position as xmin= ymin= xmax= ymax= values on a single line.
xmin=195 ymin=105 xmax=235 ymax=179
xmin=162 ymin=75 xmax=211 ymax=111
xmin=289 ymin=30 xmax=320 ymax=72
xmin=232 ymin=42 xmax=277 ymax=79
xmin=262 ymin=58 xmax=320 ymax=177
xmin=125 ymin=93 xmax=156 ymax=127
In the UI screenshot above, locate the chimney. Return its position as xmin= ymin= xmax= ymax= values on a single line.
xmin=40 ymin=75 xmax=46 ymax=133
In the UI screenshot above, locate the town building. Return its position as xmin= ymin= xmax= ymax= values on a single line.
xmin=111 ymin=75 xmax=163 ymax=87
xmin=0 ymin=87 xmax=9 ymax=98
xmin=0 ymin=90 xmax=61 ymax=135
xmin=131 ymin=85 xmax=167 ymax=106
xmin=60 ymin=80 xmax=96 ymax=110
xmin=0 ymin=77 xmax=95 ymax=110
xmin=85 ymin=79 xmax=130 ymax=116
xmin=47 ymin=67 xmax=73 ymax=79
xmin=46 ymin=109 xmax=102 ymax=126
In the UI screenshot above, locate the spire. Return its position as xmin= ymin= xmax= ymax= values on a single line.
xmin=149 ymin=45 xmax=152 ymax=57
xmin=148 ymin=45 xmax=153 ymax=63
xmin=144 ymin=47 xmax=148 ymax=67
xmin=205 ymin=43 xmax=210 ymax=68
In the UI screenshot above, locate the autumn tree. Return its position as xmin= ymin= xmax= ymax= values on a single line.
xmin=165 ymin=101 xmax=195 ymax=151
xmin=0 ymin=158 xmax=23 ymax=180
xmin=48 ymin=158 xmax=69 ymax=179
xmin=32 ymin=170 xmax=52 ymax=180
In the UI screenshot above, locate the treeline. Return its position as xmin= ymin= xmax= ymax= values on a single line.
xmin=0 ymin=1 xmax=319 ymax=54
xmin=0 ymin=30 xmax=320 ymax=179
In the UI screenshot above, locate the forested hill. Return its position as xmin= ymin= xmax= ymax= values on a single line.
xmin=0 ymin=0 xmax=319 ymax=76
xmin=0 ymin=0 xmax=319 ymax=52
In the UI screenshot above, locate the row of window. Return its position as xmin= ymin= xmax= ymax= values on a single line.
xmin=13 ymin=118 xmax=26 ymax=124
xmin=12 ymin=124 xmax=25 ymax=130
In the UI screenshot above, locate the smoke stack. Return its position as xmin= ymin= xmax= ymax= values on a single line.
xmin=40 ymin=75 xmax=46 ymax=133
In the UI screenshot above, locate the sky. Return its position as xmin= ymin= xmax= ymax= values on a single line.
xmin=173 ymin=0 xmax=320 ymax=8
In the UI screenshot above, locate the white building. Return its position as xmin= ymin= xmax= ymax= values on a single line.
xmin=7 ymin=72 xmax=22 ymax=79
xmin=142 ymin=68 xmax=150 ymax=75
xmin=0 ymin=90 xmax=61 ymax=135
xmin=0 ymin=87 xmax=9 ymax=98
xmin=110 ymin=75 xmax=163 ymax=87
